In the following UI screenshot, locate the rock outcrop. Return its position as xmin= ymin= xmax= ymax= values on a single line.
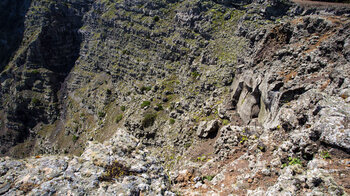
xmin=230 ymin=15 xmax=350 ymax=153
xmin=0 ymin=129 xmax=170 ymax=195
xmin=196 ymin=120 xmax=220 ymax=138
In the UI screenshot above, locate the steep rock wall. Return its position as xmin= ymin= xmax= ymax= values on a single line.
xmin=0 ymin=0 xmax=91 ymax=155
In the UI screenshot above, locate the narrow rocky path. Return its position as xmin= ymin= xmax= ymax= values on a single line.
xmin=292 ymin=0 xmax=350 ymax=8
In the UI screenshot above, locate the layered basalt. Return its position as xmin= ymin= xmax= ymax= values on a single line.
xmin=0 ymin=0 xmax=349 ymax=195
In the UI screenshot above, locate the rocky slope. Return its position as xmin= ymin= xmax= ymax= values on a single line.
xmin=0 ymin=0 xmax=350 ymax=195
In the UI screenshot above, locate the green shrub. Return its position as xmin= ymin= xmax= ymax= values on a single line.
xmin=142 ymin=113 xmax=157 ymax=128
xmin=115 ymin=114 xmax=123 ymax=123
xmin=283 ymin=157 xmax=302 ymax=168
xmin=240 ymin=135 xmax=248 ymax=144
xmin=31 ymin=98 xmax=40 ymax=105
xmin=156 ymin=103 xmax=164 ymax=111
xmin=98 ymin=111 xmax=106 ymax=118
xmin=140 ymin=86 xmax=152 ymax=92
xmin=98 ymin=161 xmax=134 ymax=182
xmin=321 ymin=151 xmax=331 ymax=159
xmin=153 ymin=15 xmax=160 ymax=22
xmin=288 ymin=157 xmax=301 ymax=165
xmin=222 ymin=119 xmax=229 ymax=125
xmin=169 ymin=118 xmax=175 ymax=124
xmin=31 ymin=70 xmax=40 ymax=74
xmin=191 ymin=71 xmax=200 ymax=79
xmin=257 ymin=144 xmax=266 ymax=152
xmin=120 ymin=106 xmax=126 ymax=111
xmin=122 ymin=49 xmax=130 ymax=55
xmin=202 ymin=175 xmax=215 ymax=181
xmin=72 ymin=135 xmax=79 ymax=142
xmin=196 ymin=155 xmax=206 ymax=162
xmin=184 ymin=143 xmax=191 ymax=149
xmin=141 ymin=101 xmax=151 ymax=108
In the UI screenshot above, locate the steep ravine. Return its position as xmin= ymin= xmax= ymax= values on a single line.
xmin=0 ymin=0 xmax=92 ymax=155
xmin=0 ymin=0 xmax=350 ymax=195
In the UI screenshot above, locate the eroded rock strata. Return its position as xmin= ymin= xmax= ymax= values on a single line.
xmin=0 ymin=0 xmax=349 ymax=195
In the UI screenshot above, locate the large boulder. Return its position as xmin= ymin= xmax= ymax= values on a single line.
xmin=313 ymin=98 xmax=350 ymax=152
xmin=196 ymin=120 xmax=220 ymax=138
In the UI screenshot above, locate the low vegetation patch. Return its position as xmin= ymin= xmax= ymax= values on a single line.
xmin=184 ymin=143 xmax=191 ymax=149
xmin=98 ymin=111 xmax=106 ymax=118
xmin=169 ymin=118 xmax=175 ymax=125
xmin=31 ymin=98 xmax=40 ymax=105
xmin=141 ymin=101 xmax=151 ymax=108
xmin=320 ymin=151 xmax=331 ymax=159
xmin=72 ymin=135 xmax=79 ymax=142
xmin=120 ymin=106 xmax=126 ymax=111
xmin=142 ymin=112 xmax=157 ymax=128
xmin=191 ymin=71 xmax=200 ymax=79
xmin=140 ymin=86 xmax=152 ymax=93
xmin=239 ymin=135 xmax=248 ymax=144
xmin=31 ymin=70 xmax=40 ymax=74
xmin=155 ymin=103 xmax=163 ymax=111
xmin=202 ymin=175 xmax=215 ymax=181
xmin=282 ymin=157 xmax=302 ymax=168
xmin=222 ymin=119 xmax=229 ymax=125
xmin=122 ymin=49 xmax=130 ymax=55
xmin=115 ymin=114 xmax=123 ymax=123
xmin=98 ymin=161 xmax=134 ymax=182
xmin=153 ymin=15 xmax=160 ymax=22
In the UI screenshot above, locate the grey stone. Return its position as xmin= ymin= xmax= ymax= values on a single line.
xmin=0 ymin=183 xmax=10 ymax=195
xmin=196 ymin=120 xmax=220 ymax=138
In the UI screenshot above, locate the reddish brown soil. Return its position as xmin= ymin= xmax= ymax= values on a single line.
xmin=292 ymin=0 xmax=350 ymax=8
xmin=318 ymin=147 xmax=350 ymax=194
xmin=184 ymin=131 xmax=220 ymax=163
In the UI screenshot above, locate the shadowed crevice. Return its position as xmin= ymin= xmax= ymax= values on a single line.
xmin=0 ymin=0 xmax=32 ymax=71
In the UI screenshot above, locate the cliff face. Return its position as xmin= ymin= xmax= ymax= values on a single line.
xmin=0 ymin=0 xmax=349 ymax=195
xmin=0 ymin=0 xmax=277 ymax=157
xmin=0 ymin=0 xmax=91 ymax=155
xmin=0 ymin=0 xmax=31 ymax=70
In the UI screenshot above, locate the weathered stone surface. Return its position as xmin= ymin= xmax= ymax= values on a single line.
xmin=196 ymin=120 xmax=220 ymax=138
xmin=314 ymin=98 xmax=350 ymax=152
xmin=0 ymin=129 xmax=171 ymax=195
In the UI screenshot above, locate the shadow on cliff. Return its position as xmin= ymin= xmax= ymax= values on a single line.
xmin=0 ymin=0 xmax=32 ymax=71
xmin=0 ymin=1 xmax=91 ymax=158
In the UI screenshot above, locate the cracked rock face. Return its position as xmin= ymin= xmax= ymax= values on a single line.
xmin=230 ymin=15 xmax=350 ymax=153
xmin=0 ymin=129 xmax=170 ymax=195
xmin=316 ymin=98 xmax=350 ymax=152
